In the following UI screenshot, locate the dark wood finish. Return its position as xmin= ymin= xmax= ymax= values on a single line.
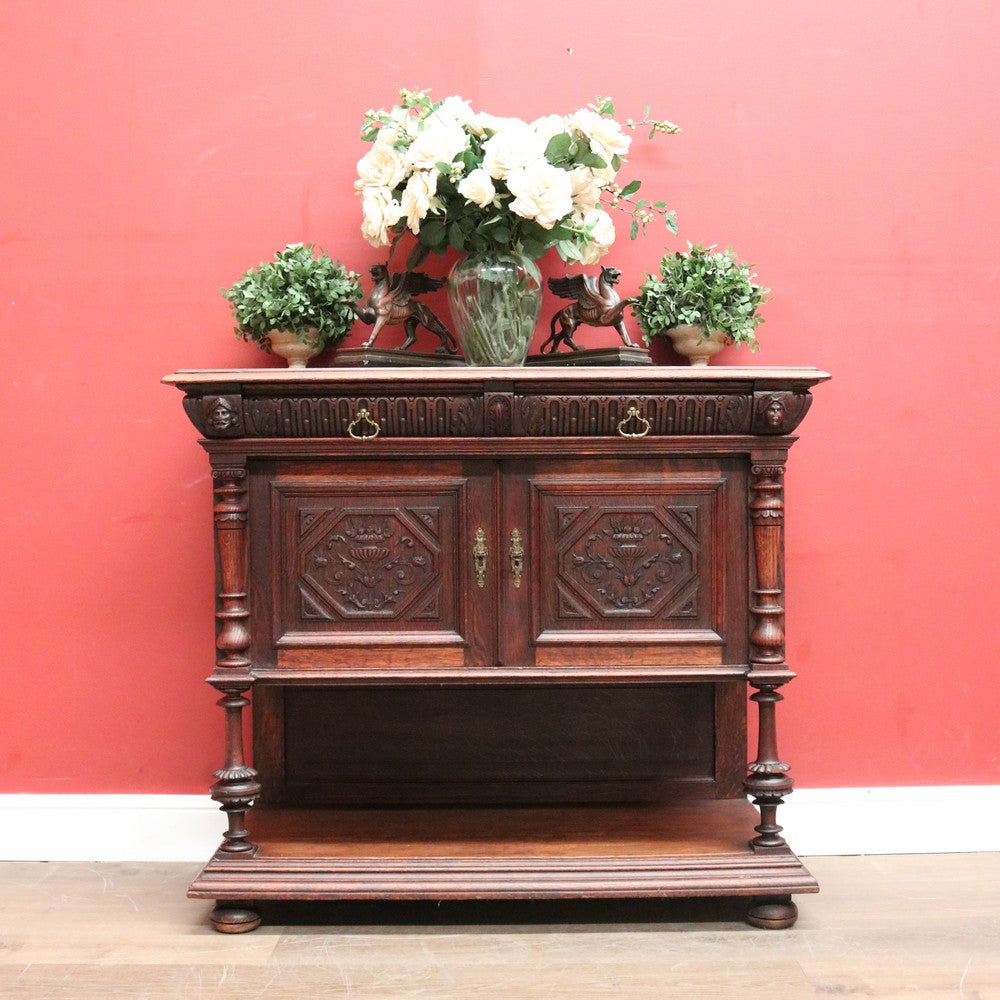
xmin=334 ymin=347 xmax=467 ymax=367
xmin=165 ymin=366 xmax=828 ymax=932
xmin=188 ymin=801 xmax=819 ymax=901
xmin=526 ymin=345 xmax=652 ymax=366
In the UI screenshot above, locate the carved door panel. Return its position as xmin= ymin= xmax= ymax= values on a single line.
xmin=500 ymin=458 xmax=747 ymax=669
xmin=257 ymin=459 xmax=496 ymax=673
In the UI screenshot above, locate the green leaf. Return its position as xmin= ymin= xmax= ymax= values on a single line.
xmin=419 ymin=218 xmax=447 ymax=247
xmin=544 ymin=132 xmax=574 ymax=165
xmin=620 ymin=179 xmax=641 ymax=198
xmin=578 ymin=152 xmax=608 ymax=169
xmin=406 ymin=241 xmax=430 ymax=268
xmin=629 ymin=219 xmax=639 ymax=240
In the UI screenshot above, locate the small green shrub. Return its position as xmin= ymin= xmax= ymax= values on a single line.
xmin=223 ymin=243 xmax=362 ymax=349
xmin=632 ymin=243 xmax=768 ymax=350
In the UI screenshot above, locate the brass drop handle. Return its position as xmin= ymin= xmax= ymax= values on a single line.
xmin=347 ymin=407 xmax=381 ymax=441
xmin=616 ymin=405 xmax=651 ymax=439
xmin=509 ymin=528 xmax=524 ymax=589
xmin=473 ymin=527 xmax=488 ymax=589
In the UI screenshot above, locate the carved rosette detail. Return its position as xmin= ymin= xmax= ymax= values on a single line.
xmin=745 ymin=459 xmax=793 ymax=850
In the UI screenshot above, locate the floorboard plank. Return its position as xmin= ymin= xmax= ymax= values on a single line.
xmin=0 ymin=855 xmax=997 ymax=998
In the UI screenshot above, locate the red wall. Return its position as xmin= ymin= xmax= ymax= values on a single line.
xmin=2 ymin=2 xmax=998 ymax=793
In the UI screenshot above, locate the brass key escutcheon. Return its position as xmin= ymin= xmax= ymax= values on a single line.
xmin=473 ymin=527 xmax=488 ymax=589
xmin=509 ymin=528 xmax=524 ymax=588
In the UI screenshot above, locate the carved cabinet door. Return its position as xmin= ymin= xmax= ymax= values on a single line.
xmin=254 ymin=459 xmax=497 ymax=673
xmin=499 ymin=457 xmax=748 ymax=671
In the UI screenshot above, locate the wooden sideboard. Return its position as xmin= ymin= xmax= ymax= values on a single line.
xmin=164 ymin=365 xmax=829 ymax=932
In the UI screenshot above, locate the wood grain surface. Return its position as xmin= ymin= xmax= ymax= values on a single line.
xmin=0 ymin=855 xmax=996 ymax=998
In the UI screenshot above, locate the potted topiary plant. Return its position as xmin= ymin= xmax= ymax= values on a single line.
xmin=223 ymin=243 xmax=363 ymax=368
xmin=631 ymin=243 xmax=769 ymax=366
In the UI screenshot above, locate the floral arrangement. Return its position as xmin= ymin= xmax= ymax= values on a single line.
xmin=356 ymin=89 xmax=679 ymax=268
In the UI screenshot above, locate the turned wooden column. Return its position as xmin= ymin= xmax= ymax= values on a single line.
xmin=745 ymin=455 xmax=795 ymax=853
xmin=207 ymin=460 xmax=261 ymax=857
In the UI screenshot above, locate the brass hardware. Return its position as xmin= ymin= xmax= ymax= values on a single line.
xmin=616 ymin=405 xmax=651 ymax=439
xmin=509 ymin=528 xmax=524 ymax=589
xmin=473 ymin=527 xmax=488 ymax=589
xmin=347 ymin=407 xmax=381 ymax=441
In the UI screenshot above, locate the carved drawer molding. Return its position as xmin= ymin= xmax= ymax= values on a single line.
xmin=515 ymin=393 xmax=753 ymax=436
xmin=189 ymin=393 xmax=484 ymax=438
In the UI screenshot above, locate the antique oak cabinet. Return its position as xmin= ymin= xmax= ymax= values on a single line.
xmin=165 ymin=365 xmax=829 ymax=932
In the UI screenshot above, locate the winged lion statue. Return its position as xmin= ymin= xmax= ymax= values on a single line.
xmin=540 ymin=266 xmax=638 ymax=354
xmin=355 ymin=264 xmax=458 ymax=354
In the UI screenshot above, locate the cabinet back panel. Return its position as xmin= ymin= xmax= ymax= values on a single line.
xmin=270 ymin=685 xmax=724 ymax=807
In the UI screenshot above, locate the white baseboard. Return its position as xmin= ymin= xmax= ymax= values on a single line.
xmin=1 ymin=787 xmax=998 ymax=862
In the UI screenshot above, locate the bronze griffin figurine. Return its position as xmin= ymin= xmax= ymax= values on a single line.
xmin=540 ymin=266 xmax=637 ymax=353
xmin=354 ymin=264 xmax=458 ymax=354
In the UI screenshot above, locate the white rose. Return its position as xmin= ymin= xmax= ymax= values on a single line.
xmin=531 ymin=114 xmax=571 ymax=147
xmin=457 ymin=168 xmax=497 ymax=208
xmin=401 ymin=168 xmax=441 ymax=234
xmin=481 ymin=121 xmax=545 ymax=180
xmin=434 ymin=95 xmax=476 ymax=128
xmin=355 ymin=143 xmax=409 ymax=192
xmin=567 ymin=108 xmax=632 ymax=163
xmin=575 ymin=208 xmax=616 ymax=264
xmin=568 ymin=165 xmax=601 ymax=212
xmin=591 ymin=163 xmax=617 ymax=188
xmin=406 ymin=120 xmax=469 ymax=170
xmin=360 ymin=187 xmax=403 ymax=247
xmin=506 ymin=162 xmax=574 ymax=229
xmin=474 ymin=112 xmax=519 ymax=135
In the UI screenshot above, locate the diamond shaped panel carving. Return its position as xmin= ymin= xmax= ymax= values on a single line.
xmin=301 ymin=508 xmax=440 ymax=620
xmin=558 ymin=507 xmax=699 ymax=618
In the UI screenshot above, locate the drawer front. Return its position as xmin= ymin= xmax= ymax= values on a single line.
xmin=515 ymin=393 xmax=752 ymax=437
xmin=239 ymin=394 xmax=484 ymax=438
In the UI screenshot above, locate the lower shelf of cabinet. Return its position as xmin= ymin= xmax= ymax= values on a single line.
xmin=189 ymin=800 xmax=817 ymax=901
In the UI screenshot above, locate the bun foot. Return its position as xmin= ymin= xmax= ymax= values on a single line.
xmin=210 ymin=903 xmax=261 ymax=933
xmin=746 ymin=895 xmax=798 ymax=929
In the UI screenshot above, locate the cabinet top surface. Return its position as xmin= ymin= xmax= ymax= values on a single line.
xmin=164 ymin=365 xmax=830 ymax=390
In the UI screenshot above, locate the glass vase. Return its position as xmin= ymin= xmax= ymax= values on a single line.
xmin=447 ymin=251 xmax=542 ymax=366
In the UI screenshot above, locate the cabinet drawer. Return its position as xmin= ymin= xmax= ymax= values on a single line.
xmin=238 ymin=393 xmax=484 ymax=438
xmin=515 ymin=393 xmax=752 ymax=436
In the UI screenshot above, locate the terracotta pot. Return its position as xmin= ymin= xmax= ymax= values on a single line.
xmin=266 ymin=329 xmax=322 ymax=369
xmin=664 ymin=324 xmax=732 ymax=366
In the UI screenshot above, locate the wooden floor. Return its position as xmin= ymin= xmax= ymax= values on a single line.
xmin=0 ymin=854 xmax=998 ymax=998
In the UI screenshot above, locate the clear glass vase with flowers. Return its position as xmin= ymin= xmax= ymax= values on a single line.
xmin=356 ymin=89 xmax=679 ymax=365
